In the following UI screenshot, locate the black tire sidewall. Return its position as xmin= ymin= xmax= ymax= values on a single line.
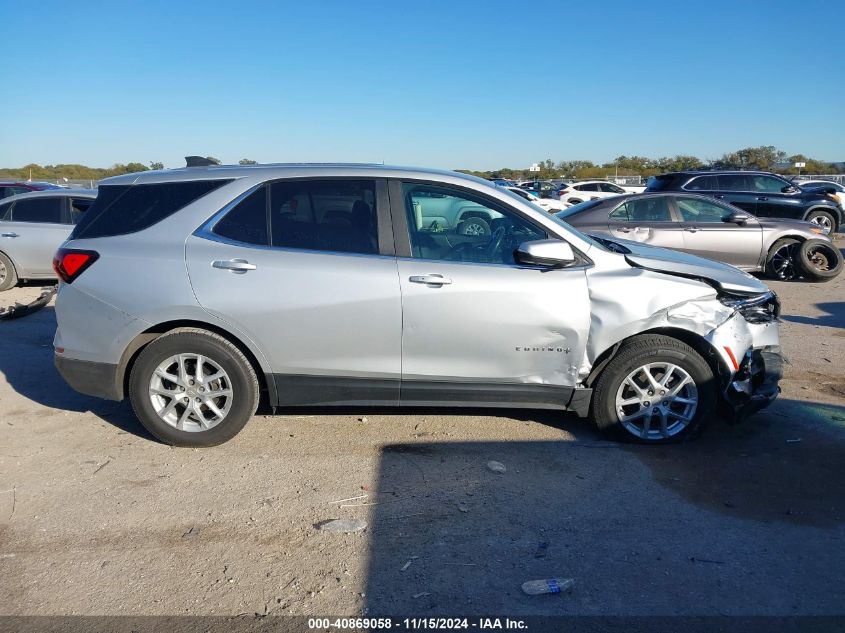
xmin=592 ymin=339 xmax=716 ymax=444
xmin=129 ymin=333 xmax=258 ymax=447
xmin=0 ymin=252 xmax=17 ymax=291
xmin=797 ymin=239 xmax=844 ymax=281
xmin=765 ymin=237 xmax=800 ymax=280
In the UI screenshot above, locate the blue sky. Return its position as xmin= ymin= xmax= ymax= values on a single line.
xmin=1 ymin=0 xmax=842 ymax=170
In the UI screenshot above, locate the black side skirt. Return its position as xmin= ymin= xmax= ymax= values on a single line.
xmin=269 ymin=374 xmax=584 ymax=412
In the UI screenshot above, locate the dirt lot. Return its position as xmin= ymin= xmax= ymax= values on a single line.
xmin=1 ymin=263 xmax=844 ymax=622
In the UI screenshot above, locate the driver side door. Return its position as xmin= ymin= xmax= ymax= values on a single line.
xmin=392 ymin=181 xmax=592 ymax=407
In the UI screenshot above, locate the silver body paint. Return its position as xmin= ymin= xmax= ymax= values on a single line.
xmin=53 ymin=164 xmax=781 ymax=417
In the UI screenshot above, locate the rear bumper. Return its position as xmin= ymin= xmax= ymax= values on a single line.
xmin=55 ymin=354 xmax=123 ymax=401
xmin=725 ymin=345 xmax=783 ymax=420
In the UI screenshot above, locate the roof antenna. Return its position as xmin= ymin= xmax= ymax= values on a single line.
xmin=185 ymin=156 xmax=221 ymax=167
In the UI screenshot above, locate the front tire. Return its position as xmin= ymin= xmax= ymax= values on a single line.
xmin=591 ymin=335 xmax=716 ymax=444
xmin=796 ymin=239 xmax=843 ymax=282
xmin=0 ymin=252 xmax=18 ymax=291
xmin=129 ymin=328 xmax=259 ymax=447
xmin=765 ymin=237 xmax=801 ymax=280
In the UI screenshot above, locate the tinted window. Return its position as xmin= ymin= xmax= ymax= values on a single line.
xmin=403 ymin=183 xmax=545 ymax=265
xmin=11 ymin=197 xmax=64 ymax=223
xmin=675 ymin=197 xmax=733 ymax=223
xmin=0 ymin=201 xmax=11 ymax=220
xmin=685 ymin=175 xmax=718 ymax=190
xmin=69 ymin=198 xmax=93 ymax=224
xmin=599 ymin=183 xmax=626 ymax=194
xmin=269 ymin=180 xmax=378 ymax=254
xmin=577 ymin=183 xmax=599 ymax=192
xmin=751 ymin=175 xmax=787 ymax=193
xmin=71 ymin=180 xmax=231 ymax=239
xmin=609 ymin=202 xmax=630 ymax=220
xmin=718 ymin=174 xmax=752 ymax=191
xmin=213 ymin=187 xmax=269 ymax=245
xmin=625 ymin=197 xmax=673 ymax=222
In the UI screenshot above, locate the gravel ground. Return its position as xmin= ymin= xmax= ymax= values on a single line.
xmin=1 ymin=256 xmax=844 ymax=621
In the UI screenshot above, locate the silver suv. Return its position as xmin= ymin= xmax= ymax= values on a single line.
xmin=53 ymin=164 xmax=782 ymax=446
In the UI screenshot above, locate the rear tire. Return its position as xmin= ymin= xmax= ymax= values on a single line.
xmin=796 ymin=239 xmax=843 ymax=282
xmin=591 ymin=334 xmax=716 ymax=444
xmin=129 ymin=328 xmax=259 ymax=447
xmin=806 ymin=210 xmax=836 ymax=235
xmin=0 ymin=252 xmax=18 ymax=291
xmin=765 ymin=237 xmax=801 ymax=280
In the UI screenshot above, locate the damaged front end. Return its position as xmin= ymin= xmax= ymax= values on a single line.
xmin=708 ymin=291 xmax=783 ymax=421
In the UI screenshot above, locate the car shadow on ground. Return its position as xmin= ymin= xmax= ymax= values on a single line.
xmin=360 ymin=397 xmax=845 ymax=618
xmin=781 ymin=301 xmax=845 ymax=329
xmin=0 ymin=305 xmax=155 ymax=441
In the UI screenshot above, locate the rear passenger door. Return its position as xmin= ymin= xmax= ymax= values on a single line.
xmin=2 ymin=196 xmax=71 ymax=276
xmin=185 ymin=178 xmax=402 ymax=406
xmin=606 ymin=196 xmax=684 ymax=249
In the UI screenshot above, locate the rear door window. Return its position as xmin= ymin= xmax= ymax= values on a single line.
xmin=269 ymin=180 xmax=379 ymax=254
xmin=213 ymin=187 xmax=269 ymax=246
xmin=625 ymin=197 xmax=674 ymax=222
xmin=11 ymin=197 xmax=64 ymax=223
xmin=69 ymin=198 xmax=93 ymax=224
xmin=71 ymin=179 xmax=232 ymax=239
xmin=717 ymin=174 xmax=752 ymax=191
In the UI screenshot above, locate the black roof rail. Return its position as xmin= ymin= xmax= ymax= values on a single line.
xmin=185 ymin=156 xmax=221 ymax=167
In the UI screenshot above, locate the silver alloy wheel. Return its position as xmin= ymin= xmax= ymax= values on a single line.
xmin=462 ymin=221 xmax=487 ymax=236
xmin=770 ymin=242 xmax=799 ymax=280
xmin=615 ymin=362 xmax=698 ymax=440
xmin=148 ymin=353 xmax=233 ymax=432
xmin=809 ymin=214 xmax=833 ymax=235
xmin=0 ymin=259 xmax=6 ymax=283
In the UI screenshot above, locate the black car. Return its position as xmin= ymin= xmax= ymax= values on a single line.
xmin=646 ymin=171 xmax=842 ymax=234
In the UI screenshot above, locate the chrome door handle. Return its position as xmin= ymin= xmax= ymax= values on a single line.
xmin=212 ymin=259 xmax=256 ymax=273
xmin=616 ymin=227 xmax=631 ymax=233
xmin=756 ymin=196 xmax=768 ymax=201
xmin=713 ymin=195 xmax=725 ymax=199
xmin=1 ymin=232 xmax=19 ymax=238
xmin=409 ymin=274 xmax=452 ymax=286
xmin=684 ymin=227 xmax=699 ymax=233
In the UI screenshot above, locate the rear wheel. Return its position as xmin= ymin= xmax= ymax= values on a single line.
xmin=796 ymin=239 xmax=843 ymax=282
xmin=806 ymin=210 xmax=836 ymax=235
xmin=765 ymin=238 xmax=801 ymax=280
xmin=129 ymin=328 xmax=259 ymax=447
xmin=0 ymin=253 xmax=17 ymax=291
xmin=591 ymin=335 xmax=716 ymax=443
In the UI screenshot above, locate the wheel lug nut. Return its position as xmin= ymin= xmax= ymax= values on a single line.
xmin=195 ymin=397 xmax=201 ymax=403
xmin=643 ymin=401 xmax=650 ymax=407
xmin=199 ymin=387 xmax=205 ymax=392
xmin=189 ymin=380 xmax=195 ymax=386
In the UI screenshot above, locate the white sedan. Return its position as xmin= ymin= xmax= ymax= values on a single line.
xmin=797 ymin=180 xmax=845 ymax=210
xmin=506 ymin=186 xmax=569 ymax=212
xmin=558 ymin=180 xmax=634 ymax=205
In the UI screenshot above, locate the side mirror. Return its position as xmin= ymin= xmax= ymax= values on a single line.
xmin=782 ymin=185 xmax=798 ymax=194
xmin=515 ymin=239 xmax=577 ymax=267
xmin=725 ymin=211 xmax=750 ymax=224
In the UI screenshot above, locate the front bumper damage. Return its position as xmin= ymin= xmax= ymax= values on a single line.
xmin=704 ymin=293 xmax=783 ymax=422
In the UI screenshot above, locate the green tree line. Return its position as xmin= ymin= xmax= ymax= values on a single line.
xmin=0 ymin=147 xmax=838 ymax=182
xmin=458 ymin=146 xmax=840 ymax=181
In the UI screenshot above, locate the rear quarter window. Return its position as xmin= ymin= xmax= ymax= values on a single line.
xmin=71 ymin=180 xmax=232 ymax=239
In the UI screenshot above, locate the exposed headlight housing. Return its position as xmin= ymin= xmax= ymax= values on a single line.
xmin=719 ymin=291 xmax=780 ymax=324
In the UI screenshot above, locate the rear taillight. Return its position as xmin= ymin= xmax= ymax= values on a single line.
xmin=53 ymin=248 xmax=99 ymax=283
